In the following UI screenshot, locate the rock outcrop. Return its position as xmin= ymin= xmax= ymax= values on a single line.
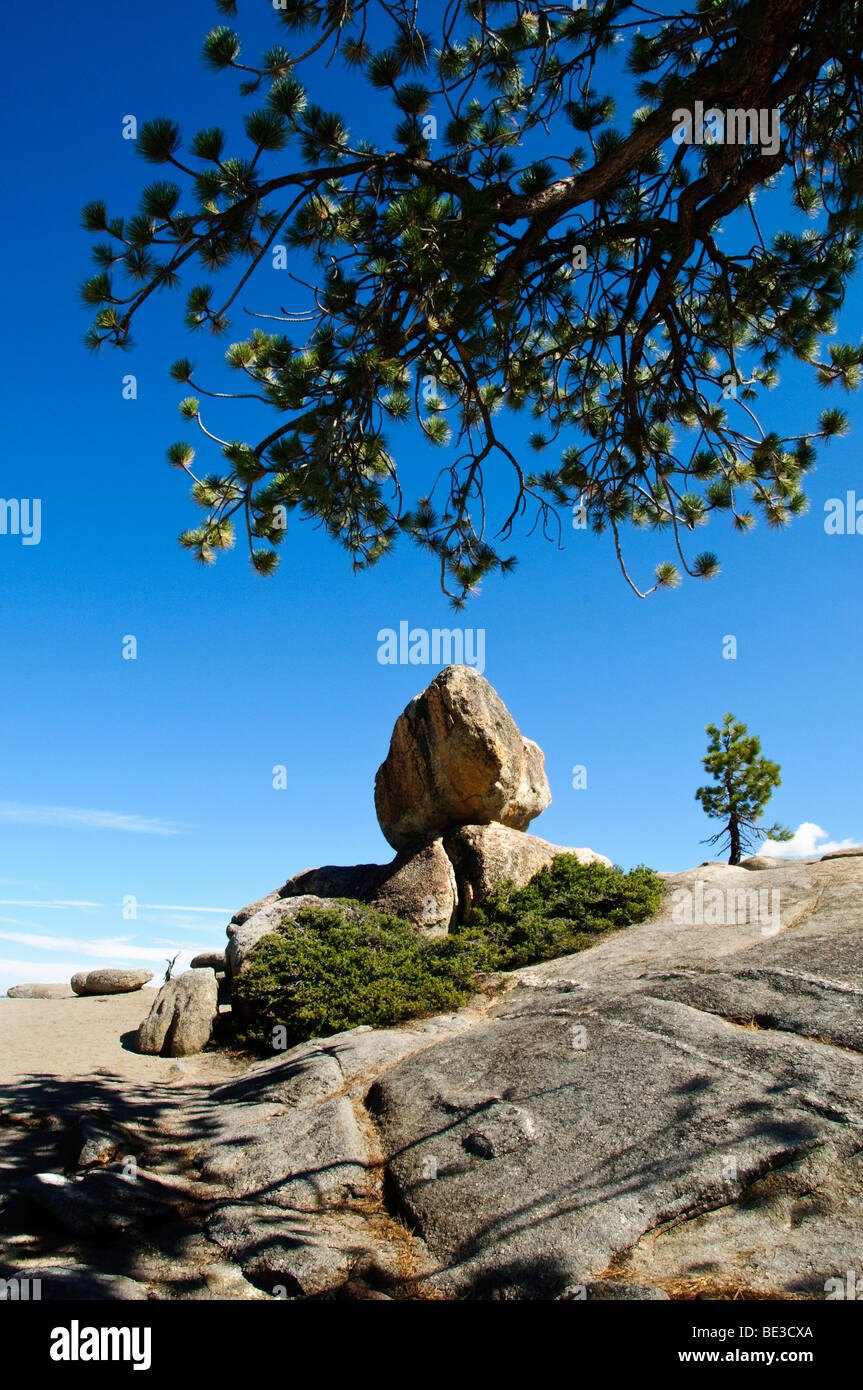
xmin=226 ymin=896 xmax=366 ymax=984
xmin=369 ymin=839 xmax=457 ymax=933
xmin=225 ymin=667 xmax=605 ymax=959
xmin=274 ymin=837 xmax=458 ymax=935
xmin=374 ymin=666 xmax=551 ymax=850
xmin=4 ymin=852 xmax=862 ymax=1301
xmin=444 ymin=823 xmax=612 ymax=922
xmin=135 ymin=969 xmax=219 ymax=1057
xmin=209 ymin=854 xmax=863 ymax=1298
xmin=365 ymin=853 xmax=863 ymax=1297
xmin=70 ymin=969 xmax=153 ymax=996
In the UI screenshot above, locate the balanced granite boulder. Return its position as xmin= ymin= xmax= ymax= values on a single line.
xmin=70 ymin=969 xmax=153 ymax=996
xmin=444 ymin=823 xmax=612 ymax=922
xmin=224 ymin=667 xmax=609 ymax=997
xmin=135 ymin=969 xmax=219 ymax=1056
xmin=374 ymin=666 xmax=551 ymax=850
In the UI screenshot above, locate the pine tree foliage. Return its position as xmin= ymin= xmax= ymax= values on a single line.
xmin=81 ymin=0 xmax=863 ymax=602
xmin=695 ymin=712 xmax=793 ymax=863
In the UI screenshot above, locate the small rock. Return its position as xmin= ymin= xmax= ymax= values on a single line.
xmin=740 ymin=855 xmax=815 ymax=870
xmin=206 ymin=1206 xmax=407 ymax=1298
xmin=229 ymin=889 xmax=282 ymax=930
xmin=338 ymin=1281 xmax=393 ymax=1300
xmin=191 ymin=950 xmax=226 ymax=972
xmin=280 ymin=864 xmax=390 ymax=901
xmin=76 ymin=1113 xmax=138 ymax=1169
xmin=558 ymin=1282 xmax=670 ymax=1301
xmin=197 ymin=1096 xmax=369 ymax=1211
xmin=6 ymin=983 xmax=72 ymax=999
xmin=135 ymin=969 xmax=219 ymax=1057
xmin=23 ymin=1170 xmax=177 ymax=1235
xmin=370 ymin=839 xmax=457 ymax=934
xmin=70 ymin=969 xmax=153 ymax=996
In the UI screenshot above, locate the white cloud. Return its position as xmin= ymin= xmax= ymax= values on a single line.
xmin=0 ymin=804 xmax=187 ymax=835
xmin=0 ymin=914 xmax=58 ymax=929
xmin=0 ymin=957 xmax=96 ymax=985
xmin=0 ymin=899 xmax=101 ymax=910
xmin=140 ymin=903 xmax=230 ymax=914
xmin=762 ymin=821 xmax=861 ymax=858
xmin=0 ymin=929 xmax=182 ymax=963
xmin=1 ymin=899 xmax=224 ymax=916
xmin=141 ymin=917 xmax=227 ymax=932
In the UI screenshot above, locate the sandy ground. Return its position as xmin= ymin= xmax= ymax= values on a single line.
xmin=0 ymin=990 xmax=248 ymax=1098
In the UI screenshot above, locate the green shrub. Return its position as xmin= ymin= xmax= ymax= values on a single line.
xmin=233 ymin=904 xmax=477 ymax=1051
xmin=457 ymin=858 xmax=664 ymax=970
xmin=233 ymin=858 xmax=663 ymax=1051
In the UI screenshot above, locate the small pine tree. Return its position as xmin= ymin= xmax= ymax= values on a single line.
xmin=695 ymin=714 xmax=792 ymax=865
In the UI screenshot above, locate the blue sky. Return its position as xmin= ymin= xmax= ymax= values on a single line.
xmin=1 ymin=1 xmax=860 ymax=994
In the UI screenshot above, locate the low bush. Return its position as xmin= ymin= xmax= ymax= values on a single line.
xmin=233 ymin=905 xmax=477 ymax=1051
xmin=233 ymin=858 xmax=663 ymax=1050
xmin=458 ymin=858 xmax=665 ymax=970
